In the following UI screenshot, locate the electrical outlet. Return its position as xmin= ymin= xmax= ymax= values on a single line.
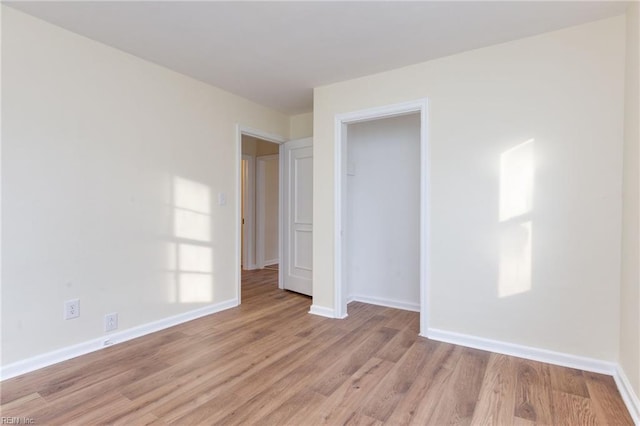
xmin=64 ymin=299 xmax=80 ymax=320
xmin=104 ymin=312 xmax=118 ymax=332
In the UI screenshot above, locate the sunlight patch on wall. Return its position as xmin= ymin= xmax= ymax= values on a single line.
xmin=174 ymin=210 xmax=211 ymax=242
xmin=179 ymin=273 xmax=213 ymax=303
xmin=174 ymin=177 xmax=211 ymax=214
xmin=499 ymin=221 xmax=532 ymax=298
xmin=178 ymin=244 xmax=212 ymax=273
xmin=168 ymin=176 xmax=214 ymax=303
xmin=499 ymin=139 xmax=534 ymax=298
xmin=500 ymin=139 xmax=534 ymax=221
xmin=173 ymin=176 xmax=211 ymax=242
xmin=165 ymin=242 xmax=178 ymax=303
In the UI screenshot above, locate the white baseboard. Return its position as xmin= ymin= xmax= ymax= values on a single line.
xmin=308 ymin=305 xmax=337 ymax=318
xmin=348 ymin=294 xmax=420 ymax=312
xmin=0 ymin=298 xmax=239 ymax=381
xmin=614 ymin=365 xmax=640 ymax=425
xmin=263 ymin=258 xmax=279 ymax=266
xmin=426 ymin=328 xmax=617 ymax=375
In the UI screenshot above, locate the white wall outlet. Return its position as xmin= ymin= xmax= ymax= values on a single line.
xmin=218 ymin=192 xmax=227 ymax=206
xmin=104 ymin=312 xmax=118 ymax=332
xmin=64 ymin=299 xmax=80 ymax=320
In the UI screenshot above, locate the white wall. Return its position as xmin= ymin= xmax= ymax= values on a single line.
xmin=289 ymin=112 xmax=313 ymax=139
xmin=257 ymin=155 xmax=279 ymax=266
xmin=620 ymin=1 xmax=640 ymax=398
xmin=313 ymin=16 xmax=625 ymax=361
xmin=346 ymin=114 xmax=420 ymax=310
xmin=1 ymin=7 xmax=289 ymax=365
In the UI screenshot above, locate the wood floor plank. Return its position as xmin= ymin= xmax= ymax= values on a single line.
xmin=49 ymin=391 xmax=133 ymax=426
xmin=470 ymin=353 xmax=518 ymax=425
xmin=108 ymin=353 xmax=256 ymax=423
xmin=0 ymin=267 xmax=633 ymax=425
xmin=17 ymin=390 xmax=127 ymax=425
xmin=361 ymin=338 xmax=438 ymax=422
xmin=375 ymin=326 xmax=418 ymax=363
xmin=343 ymin=411 xmax=385 ymax=426
xmin=583 ymin=371 xmax=634 ymax=425
xmin=160 ymin=328 xmax=347 ymax=423
xmin=0 ymin=392 xmax=48 ymax=418
xmin=208 ymin=333 xmax=375 ymax=425
xmin=147 ymin=337 xmax=314 ymax=422
xmin=549 ymin=363 xmax=590 ymax=398
xmin=118 ymin=340 xmax=246 ymax=400
xmin=256 ymin=387 xmax=326 ymax=425
xmin=43 ymin=359 xmax=172 ymax=404
xmin=513 ymin=359 xmax=553 ymax=425
xmin=513 ymin=416 xmax=538 ymax=426
xmin=426 ymin=346 xmax=490 ymax=425
xmin=551 ymin=390 xmax=599 ymax=425
xmin=0 ymin=330 xmax=188 ymax=405
xmin=310 ymin=357 xmax=396 ymax=425
xmin=379 ymin=308 xmax=417 ymax=331
xmin=311 ymin=326 xmax=398 ymax=396
xmin=385 ymin=343 xmax=461 ymax=425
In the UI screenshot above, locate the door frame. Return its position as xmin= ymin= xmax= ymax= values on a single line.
xmin=256 ymin=154 xmax=280 ymax=269
xmin=241 ymin=154 xmax=256 ymax=270
xmin=236 ymin=125 xmax=287 ymax=304
xmin=333 ymin=99 xmax=430 ymax=335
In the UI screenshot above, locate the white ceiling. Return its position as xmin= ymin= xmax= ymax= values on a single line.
xmin=6 ymin=1 xmax=628 ymax=114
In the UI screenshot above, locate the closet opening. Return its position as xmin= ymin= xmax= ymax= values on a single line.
xmin=334 ymin=100 xmax=429 ymax=335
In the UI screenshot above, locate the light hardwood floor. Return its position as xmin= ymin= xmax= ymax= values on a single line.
xmin=1 ymin=268 xmax=633 ymax=425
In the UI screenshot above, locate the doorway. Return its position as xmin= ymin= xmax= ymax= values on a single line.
xmin=334 ymin=99 xmax=430 ymax=335
xmin=236 ymin=127 xmax=314 ymax=304
xmin=346 ymin=113 xmax=421 ymax=310
xmin=241 ymin=134 xmax=280 ymax=272
xmin=237 ymin=128 xmax=286 ymax=304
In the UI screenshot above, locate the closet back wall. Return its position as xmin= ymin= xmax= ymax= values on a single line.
xmin=346 ymin=113 xmax=421 ymax=311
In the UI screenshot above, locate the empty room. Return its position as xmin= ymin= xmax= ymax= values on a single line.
xmin=1 ymin=1 xmax=639 ymax=425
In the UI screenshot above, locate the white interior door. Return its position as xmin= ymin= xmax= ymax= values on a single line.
xmin=282 ymin=138 xmax=313 ymax=296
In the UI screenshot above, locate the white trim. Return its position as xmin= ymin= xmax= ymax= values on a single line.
xmin=334 ymin=99 xmax=429 ymax=327
xmin=614 ymin=365 xmax=640 ymax=425
xmin=348 ymin=294 xmax=420 ymax=312
xmin=241 ymin=154 xmax=257 ymax=270
xmin=309 ymin=305 xmax=341 ymax=319
xmin=236 ymin=125 xmax=242 ymax=303
xmin=278 ymin=144 xmax=285 ymax=289
xmin=427 ymin=328 xmax=617 ymax=375
xmin=236 ymin=125 xmax=287 ymax=300
xmin=239 ymin=126 xmax=287 ymax=145
xmin=263 ymin=258 xmax=279 ymax=266
xmin=256 ymin=154 xmax=280 ymax=269
xmin=334 ymin=119 xmax=347 ymax=319
xmin=0 ymin=299 xmax=238 ymax=381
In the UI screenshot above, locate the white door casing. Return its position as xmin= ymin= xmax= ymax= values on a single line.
xmin=241 ymin=154 xmax=256 ymax=270
xmin=334 ymin=99 xmax=429 ymax=334
xmin=282 ymin=138 xmax=313 ymax=296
